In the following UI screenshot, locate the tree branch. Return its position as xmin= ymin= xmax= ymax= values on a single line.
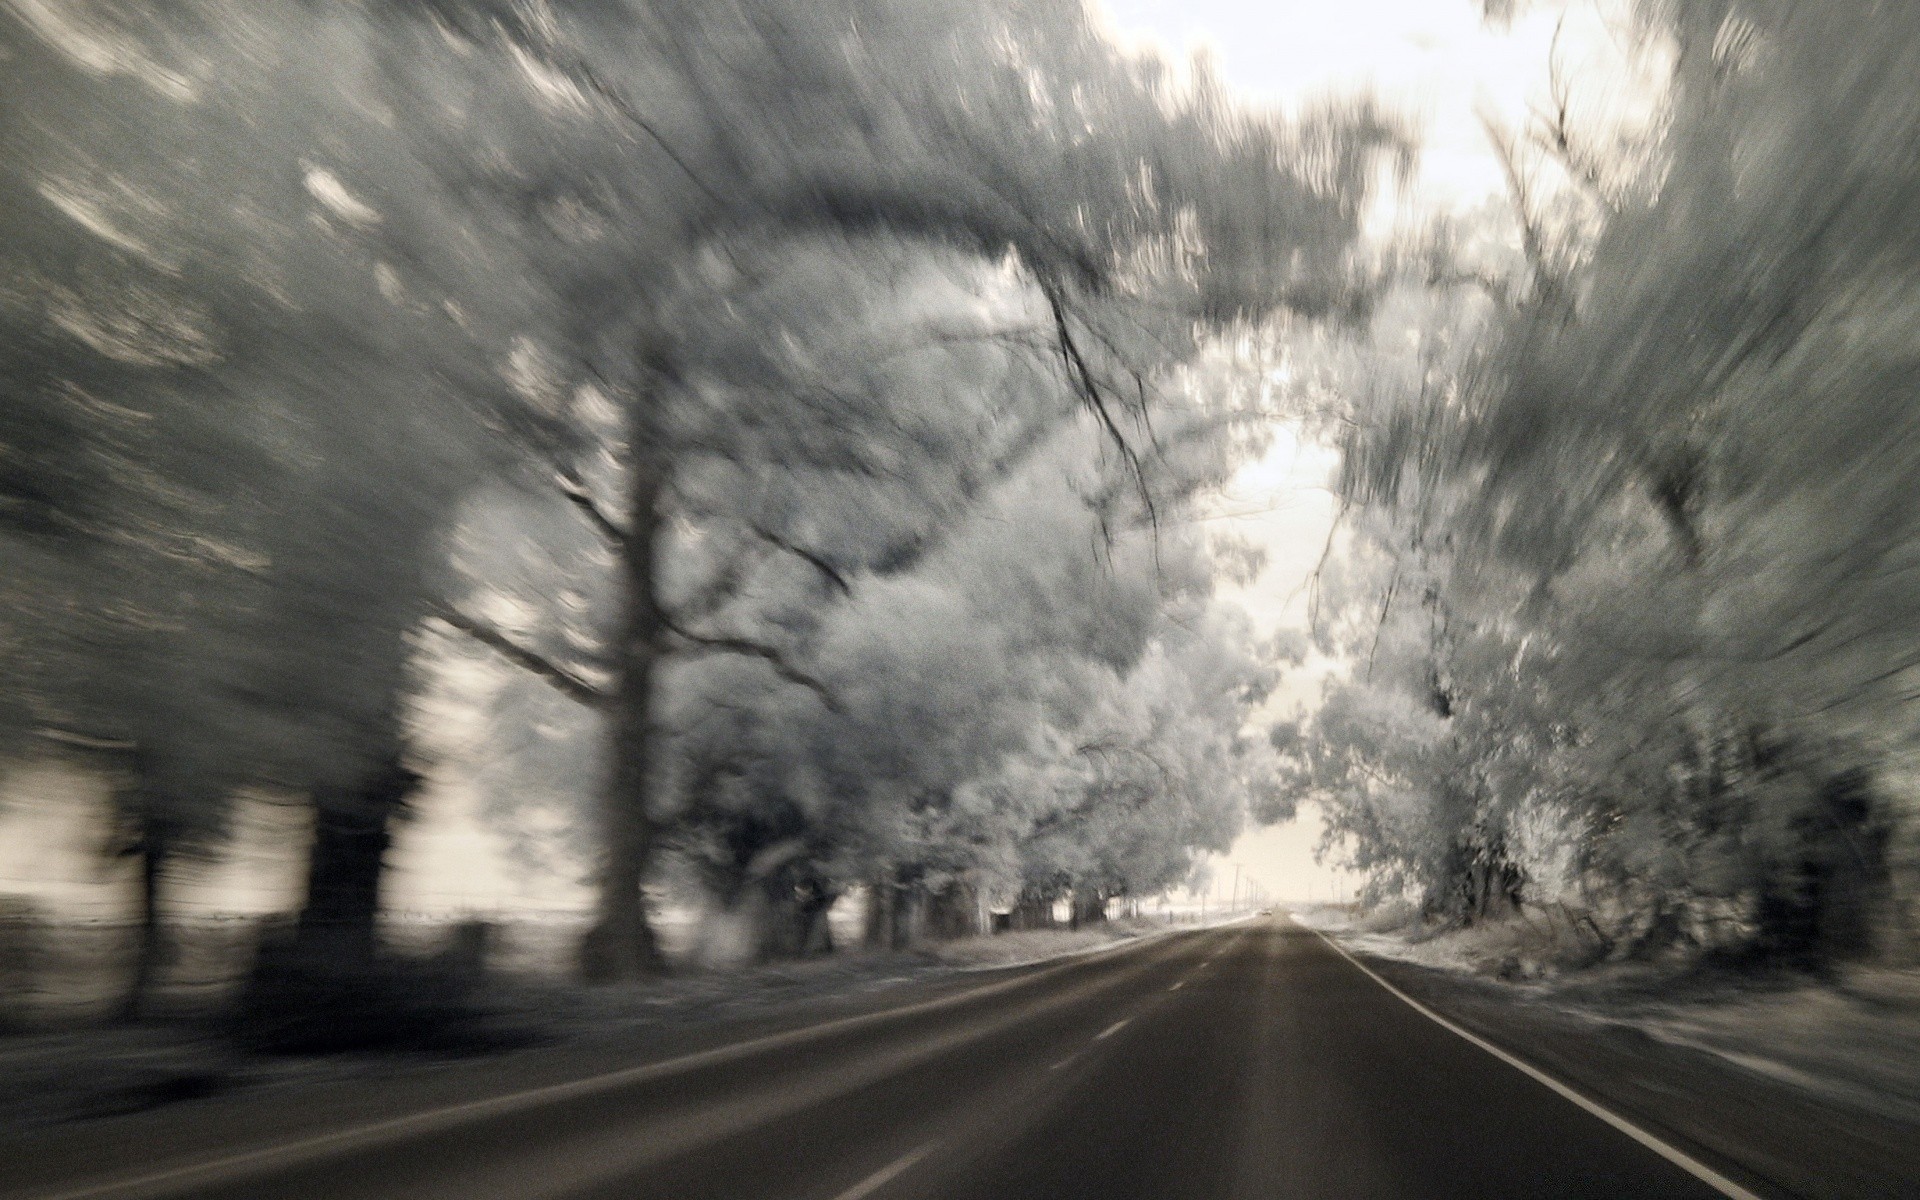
xmin=541 ymin=363 xmax=631 ymax=549
xmin=432 ymin=606 xmax=608 ymax=706
xmin=1364 ymin=569 xmax=1400 ymax=684
xmin=1529 ymin=18 xmax=1617 ymax=212
xmin=558 ymin=474 xmax=626 ymax=546
xmin=508 ymin=33 xmax=733 ymax=212
xmin=1479 ymin=111 xmax=1564 ymax=310
xmin=1038 ymin=279 xmax=1161 ymax=541
xmin=659 ymin=613 xmax=843 ymax=713
xmin=749 ymin=523 xmax=853 ymax=596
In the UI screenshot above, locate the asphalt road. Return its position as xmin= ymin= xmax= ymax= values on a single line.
xmin=7 ymin=917 xmax=1766 ymax=1200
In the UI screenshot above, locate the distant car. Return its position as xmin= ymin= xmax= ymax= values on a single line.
xmin=1257 ymin=908 xmax=1272 ymax=916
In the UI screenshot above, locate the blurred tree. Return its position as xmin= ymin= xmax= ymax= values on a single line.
xmin=1299 ymin=0 xmax=1920 ymax=966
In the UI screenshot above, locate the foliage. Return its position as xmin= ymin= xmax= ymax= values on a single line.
xmin=1296 ymin=0 xmax=1920 ymax=966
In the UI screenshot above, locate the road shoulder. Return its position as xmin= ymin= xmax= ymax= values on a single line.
xmin=1344 ymin=948 xmax=1920 ymax=1199
xmin=0 ymin=925 xmax=1183 ymax=1199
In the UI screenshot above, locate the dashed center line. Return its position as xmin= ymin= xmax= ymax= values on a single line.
xmin=1094 ymin=1018 xmax=1131 ymax=1041
xmin=1168 ymin=979 xmax=1186 ymax=991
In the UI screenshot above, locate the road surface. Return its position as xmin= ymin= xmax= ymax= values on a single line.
xmin=3 ymin=917 xmax=1772 ymax=1200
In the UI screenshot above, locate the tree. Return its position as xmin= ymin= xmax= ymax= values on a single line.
xmin=4 ymin=0 xmax=1403 ymax=995
xmin=427 ymin=0 xmax=1403 ymax=979
xmin=0 ymin=0 xmax=571 ymax=1004
xmin=1299 ymin=0 xmax=1920 ymax=965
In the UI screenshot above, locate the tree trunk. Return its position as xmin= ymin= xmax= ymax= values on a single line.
xmin=114 ymin=751 xmax=180 ymax=1025
xmin=581 ymin=449 xmax=669 ymax=982
xmin=890 ymin=880 xmax=921 ymax=950
xmin=862 ymin=870 xmax=921 ymax=950
xmin=758 ymin=874 xmax=837 ymax=960
xmin=239 ymin=753 xmax=417 ymax=1041
xmin=118 ymin=821 xmax=171 ymax=1023
xmin=1010 ymin=889 xmax=1055 ymax=930
xmin=863 ymin=876 xmax=894 ymax=950
xmin=293 ymin=754 xmax=419 ymax=968
xmin=923 ymin=879 xmax=980 ymax=940
xmin=1070 ymin=887 xmax=1107 ymax=929
xmin=796 ymin=887 xmax=836 ymax=956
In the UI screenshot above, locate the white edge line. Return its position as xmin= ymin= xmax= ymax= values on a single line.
xmin=1094 ymin=1017 xmax=1131 ymax=1041
xmin=37 ymin=933 xmax=1178 ymax=1200
xmin=1309 ymin=929 xmax=1767 ymax=1200
xmin=827 ymin=1140 xmax=940 ymax=1200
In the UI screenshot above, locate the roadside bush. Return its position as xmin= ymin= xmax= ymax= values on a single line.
xmin=231 ymin=926 xmax=532 ymax=1055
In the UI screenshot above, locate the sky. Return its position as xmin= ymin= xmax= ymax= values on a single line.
xmin=1093 ymin=0 xmax=1570 ymax=902
xmin=1095 ymin=0 xmax=1568 ymax=211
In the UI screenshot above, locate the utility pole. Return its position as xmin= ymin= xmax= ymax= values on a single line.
xmin=1231 ymin=864 xmax=1241 ymax=914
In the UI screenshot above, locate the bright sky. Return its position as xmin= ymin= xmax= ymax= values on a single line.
xmin=1095 ymin=0 xmax=1567 ymax=211
xmin=1094 ymin=0 xmax=1570 ymax=901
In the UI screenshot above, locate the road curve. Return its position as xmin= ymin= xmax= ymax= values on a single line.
xmin=3 ymin=917 xmax=1773 ymax=1200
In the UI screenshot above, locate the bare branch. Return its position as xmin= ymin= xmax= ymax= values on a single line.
xmin=1038 ymin=279 xmax=1161 ymax=542
xmin=558 ymin=474 xmax=626 ymax=546
xmin=432 ymin=606 xmax=608 ymax=706
xmin=507 ymin=34 xmax=733 ymax=212
xmin=750 ymin=523 xmax=854 ymax=596
xmin=1529 ymin=17 xmax=1617 ymax=211
xmin=537 ymin=363 xmax=631 ymax=548
xmin=1364 ymin=569 xmax=1400 ymax=684
xmin=1479 ymin=111 xmax=1556 ymax=305
xmin=1131 ymin=368 xmax=1164 ymax=456
xmin=659 ymin=613 xmax=843 ymax=713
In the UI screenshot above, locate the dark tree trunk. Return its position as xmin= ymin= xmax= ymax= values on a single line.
xmin=292 ymin=754 xmax=420 ymax=968
xmin=862 ymin=871 xmax=921 ymax=950
xmin=581 ymin=449 xmax=669 ymax=982
xmin=1010 ymin=890 xmax=1056 ymax=930
xmin=923 ymin=880 xmax=979 ymax=941
xmin=114 ymin=750 xmax=181 ymax=1025
xmin=889 ymin=881 xmax=921 ymax=950
xmin=118 ymin=822 xmax=171 ymax=1023
xmin=863 ymin=875 xmax=894 ymax=950
xmin=237 ymin=753 xmax=421 ymax=1050
xmin=796 ymin=888 xmax=836 ymax=956
xmin=755 ymin=876 xmax=838 ymax=960
xmin=1070 ymin=887 xmax=1107 ymax=930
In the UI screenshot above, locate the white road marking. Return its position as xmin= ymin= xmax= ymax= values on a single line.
xmin=30 ymin=932 xmax=1191 ymax=1200
xmin=1047 ymin=1055 xmax=1077 ymax=1071
xmin=1168 ymin=979 xmax=1186 ymax=991
xmin=1308 ymin=929 xmax=1766 ymax=1200
xmin=828 ymin=1140 xmax=940 ymax=1200
xmin=1094 ymin=1018 xmax=1131 ymax=1041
